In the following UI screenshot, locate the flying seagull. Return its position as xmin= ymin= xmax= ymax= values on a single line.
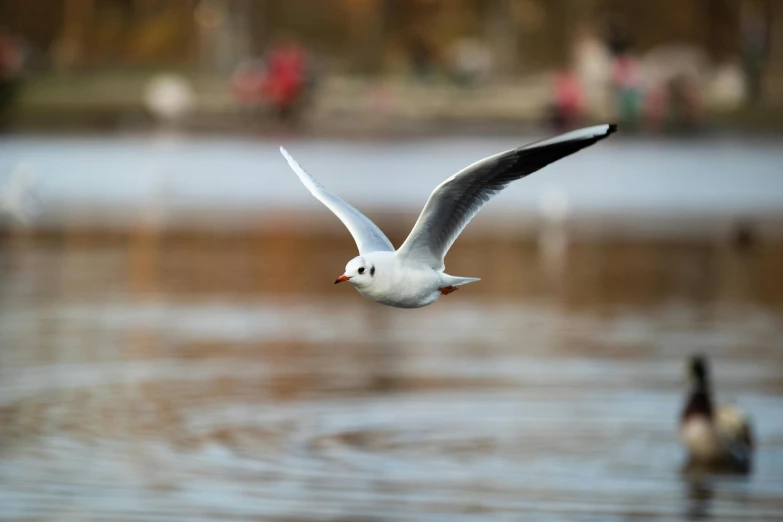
xmin=280 ymin=123 xmax=616 ymax=308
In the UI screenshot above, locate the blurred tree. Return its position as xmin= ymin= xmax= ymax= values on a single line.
xmin=768 ymin=1 xmax=783 ymax=104
xmin=486 ymin=0 xmax=517 ymax=76
xmin=191 ymin=0 xmax=254 ymax=74
xmin=343 ymin=0 xmax=388 ymax=74
xmin=57 ymin=0 xmax=93 ymax=69
xmin=740 ymin=0 xmax=772 ymax=105
xmin=707 ymin=0 xmax=740 ymax=62
xmin=0 ymin=0 xmax=780 ymax=84
xmin=125 ymin=0 xmax=194 ymax=66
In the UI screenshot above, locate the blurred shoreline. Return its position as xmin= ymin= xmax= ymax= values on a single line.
xmin=4 ymin=73 xmax=783 ymax=139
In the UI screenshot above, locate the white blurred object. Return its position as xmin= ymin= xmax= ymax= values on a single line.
xmin=641 ymin=45 xmax=709 ymax=88
xmin=0 ymin=163 xmax=40 ymax=226
xmin=449 ymin=38 xmax=494 ymax=82
xmin=144 ymin=74 xmax=195 ymax=122
xmin=709 ymin=63 xmax=746 ymax=109
xmin=573 ymin=32 xmax=613 ymax=117
xmin=537 ymin=187 xmax=571 ymax=275
xmin=538 ymin=187 xmax=571 ymax=224
xmin=141 ymin=168 xmax=173 ymax=228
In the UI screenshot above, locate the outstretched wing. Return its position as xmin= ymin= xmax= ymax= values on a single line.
xmin=395 ymin=124 xmax=616 ymax=270
xmin=280 ymin=147 xmax=394 ymax=255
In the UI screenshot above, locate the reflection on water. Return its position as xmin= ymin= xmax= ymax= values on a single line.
xmin=0 ymin=226 xmax=782 ymax=521
xmin=684 ymin=480 xmax=715 ymax=521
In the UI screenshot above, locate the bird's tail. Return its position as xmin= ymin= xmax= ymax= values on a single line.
xmin=441 ymin=275 xmax=481 ymax=287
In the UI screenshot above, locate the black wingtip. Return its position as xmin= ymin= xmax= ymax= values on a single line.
xmin=607 ymin=123 xmax=618 ymax=135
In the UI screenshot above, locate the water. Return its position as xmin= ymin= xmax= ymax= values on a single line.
xmin=1 ymin=134 xmax=783 ymax=233
xmin=1 ymin=134 xmax=782 ymax=520
xmin=0 ymin=225 xmax=782 ymax=521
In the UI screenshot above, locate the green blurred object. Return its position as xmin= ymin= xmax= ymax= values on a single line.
xmin=617 ymin=88 xmax=641 ymax=130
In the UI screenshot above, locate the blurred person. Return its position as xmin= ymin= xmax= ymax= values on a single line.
xmin=572 ymin=28 xmax=612 ymax=120
xmin=549 ymin=68 xmax=585 ymax=131
xmin=0 ymin=27 xmax=22 ymax=74
xmin=599 ymin=11 xmax=642 ymax=129
xmin=610 ymin=53 xmax=642 ymax=131
xmin=262 ymin=38 xmax=309 ymax=123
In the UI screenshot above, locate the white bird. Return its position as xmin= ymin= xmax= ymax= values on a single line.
xmin=280 ymin=124 xmax=617 ymax=308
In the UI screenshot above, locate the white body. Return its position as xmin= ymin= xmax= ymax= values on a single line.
xmin=347 ymin=251 xmax=475 ymax=308
xmin=681 ymin=415 xmax=724 ymax=461
xmin=280 ymin=124 xmax=616 ymax=308
xmin=680 ymin=404 xmax=753 ymax=467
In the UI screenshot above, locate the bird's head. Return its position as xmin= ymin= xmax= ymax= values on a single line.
xmin=688 ymin=354 xmax=709 ymax=389
xmin=334 ymin=256 xmax=376 ymax=287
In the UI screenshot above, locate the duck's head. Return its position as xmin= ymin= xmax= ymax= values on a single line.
xmin=682 ymin=354 xmax=714 ymax=424
xmin=688 ymin=354 xmax=709 ymax=389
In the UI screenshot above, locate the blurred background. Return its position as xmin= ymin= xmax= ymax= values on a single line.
xmin=1 ymin=1 xmax=782 ymax=520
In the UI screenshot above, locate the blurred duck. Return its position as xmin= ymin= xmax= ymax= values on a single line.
xmin=680 ymin=355 xmax=754 ymax=474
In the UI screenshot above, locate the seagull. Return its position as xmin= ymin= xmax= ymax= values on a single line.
xmin=280 ymin=123 xmax=616 ymax=308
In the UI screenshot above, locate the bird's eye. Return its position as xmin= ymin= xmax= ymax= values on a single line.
xmin=370 ymin=266 xmax=375 ymax=276
xmin=358 ymin=267 xmax=365 ymax=274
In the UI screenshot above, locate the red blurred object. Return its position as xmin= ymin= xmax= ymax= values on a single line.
xmin=0 ymin=32 xmax=22 ymax=78
xmin=611 ymin=54 xmax=640 ymax=89
xmin=550 ymin=69 xmax=585 ymax=130
xmin=262 ymin=42 xmax=307 ymax=114
xmin=611 ymin=54 xmax=642 ymax=128
xmin=230 ymin=41 xmax=309 ymax=119
xmin=554 ymin=69 xmax=584 ymax=120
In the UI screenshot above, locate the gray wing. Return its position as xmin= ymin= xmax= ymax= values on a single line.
xmin=395 ymin=124 xmax=617 ymax=270
xmin=280 ymin=147 xmax=395 ymax=255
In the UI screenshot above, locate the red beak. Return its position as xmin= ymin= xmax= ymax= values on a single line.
xmin=334 ymin=275 xmax=351 ymax=284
